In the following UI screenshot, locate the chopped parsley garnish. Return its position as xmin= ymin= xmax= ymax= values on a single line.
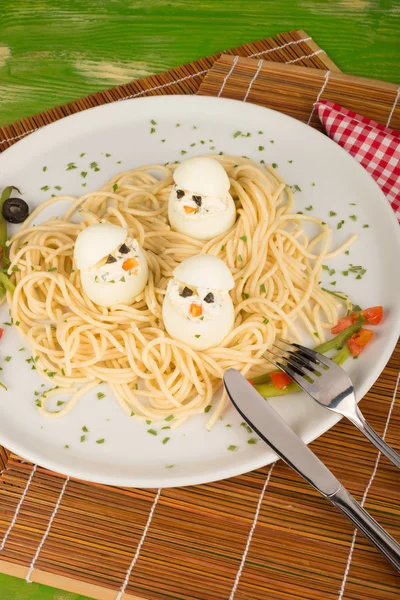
xmin=54 ymin=185 xmax=62 ymax=191
xmin=162 ymin=437 xmax=170 ymax=444
xmin=311 ymin=182 xmax=315 ymax=186
xmin=43 ymin=166 xmax=47 ymax=172
xmin=243 ymin=293 xmax=249 ymax=299
xmin=263 ymin=318 xmax=269 ymax=325
xmin=194 ymin=334 xmax=201 ymax=338
xmin=260 ymin=284 xmax=266 ymax=293
xmin=337 ymin=220 xmax=345 ymax=229
xmin=321 ymin=288 xmax=347 ymax=300
xmin=80 ymin=152 xmax=86 ymax=157
xmin=64 ymin=444 xmax=69 ymax=449
xmin=288 ymin=160 xmax=293 ymax=163
xmin=90 ymin=161 xmax=98 ymax=169
xmin=225 ymin=424 xmax=232 ymax=428
xmin=305 ymin=205 xmax=313 ymax=211
xmin=294 ymin=185 xmax=302 ymax=192
xmin=190 ymin=143 xmax=196 ymax=147
xmin=330 ymin=281 xmax=336 ymax=285
xmin=345 ymin=250 xmax=350 ymax=255
xmin=180 ymin=150 xmax=187 ymax=155
xmin=145 ymin=419 xmax=152 ymax=425
xmin=18 ymin=347 xmax=25 ymax=352
xmin=313 ymin=332 xmax=319 ymax=338
xmin=61 ymin=368 xmax=66 ymax=376
xmin=150 ymin=119 xmax=157 ymax=125
xmin=5 ymin=356 xmax=11 ymax=362
xmin=57 ymin=400 xmax=65 ymax=406
xmin=233 ymin=131 xmax=242 ymax=138
xmin=113 ymin=183 xmax=118 ymax=192
xmin=247 ymin=438 xmax=257 ymax=444
xmin=272 ymin=163 xmax=278 ymax=169
xmin=81 ymin=171 xmax=87 ymax=178
xmin=237 ymin=254 xmax=243 ymax=262
xmin=176 ymin=123 xmax=180 ymax=127
xmin=47 ymin=371 xmax=57 ymax=377
xmin=258 ymin=146 xmax=264 ymax=151
xmin=349 ymin=202 xmax=356 ymax=206
xmin=363 ymin=224 xmax=369 ymax=228
xmin=258 ymin=130 xmax=263 ymax=134
xmin=66 ymin=162 xmax=77 ymax=171
xmin=150 ymin=127 xmax=156 ymax=134
xmin=96 ymin=438 xmax=105 ymax=444
xmin=220 ymin=245 xmax=225 ymax=251
xmin=41 ymin=185 xmax=50 ymax=191
xmin=166 ymin=464 xmax=174 ymax=469
xmin=82 ymin=425 xmax=89 ymax=432
xmin=204 ymin=405 xmax=212 ymax=413
xmin=48 ymin=267 xmax=57 ymax=272
xmin=240 ymin=235 xmax=247 ymax=242
xmin=161 ymin=426 xmax=171 ymax=430
xmin=228 ymin=445 xmax=238 ymax=452
xmin=80 ymin=435 xmax=86 ymax=443
xmin=165 ymin=414 xmax=174 ymax=421
xmin=97 ymin=392 xmax=106 ymax=400
xmin=342 ymin=270 xmax=349 ymax=276
xmin=241 ymin=422 xmax=252 ymax=434
xmin=130 ymin=411 xmax=135 ymax=417
xmin=147 ymin=429 xmax=157 ymax=436
xmin=161 ymin=139 xmax=166 ymax=143
xmin=349 ymin=214 xmax=357 ymax=221
xmin=329 ymin=211 xmax=337 ymax=217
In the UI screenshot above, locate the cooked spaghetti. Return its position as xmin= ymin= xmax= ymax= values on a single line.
xmin=5 ymin=157 xmax=356 ymax=428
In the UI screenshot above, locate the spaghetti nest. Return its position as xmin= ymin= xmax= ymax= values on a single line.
xmin=6 ymin=156 xmax=355 ymax=428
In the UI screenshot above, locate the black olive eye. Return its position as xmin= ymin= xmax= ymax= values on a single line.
xmin=2 ymin=197 xmax=29 ymax=224
xmin=176 ymin=189 xmax=184 ymax=199
xmin=203 ymin=292 xmax=214 ymax=303
xmin=106 ymin=254 xmax=117 ymax=264
xmin=192 ymin=195 xmax=202 ymax=207
xmin=180 ymin=286 xmax=194 ymax=298
xmin=119 ymin=243 xmax=130 ymax=254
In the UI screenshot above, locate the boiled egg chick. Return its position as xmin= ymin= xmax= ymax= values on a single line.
xmin=74 ymin=223 xmax=148 ymax=307
xmin=168 ymin=156 xmax=236 ymax=240
xmin=162 ymin=254 xmax=235 ymax=350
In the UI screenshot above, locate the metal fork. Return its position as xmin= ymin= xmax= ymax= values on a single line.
xmin=265 ymin=340 xmax=400 ymax=469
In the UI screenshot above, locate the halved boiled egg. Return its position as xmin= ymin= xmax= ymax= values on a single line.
xmin=162 ymin=254 xmax=235 ymax=350
xmin=74 ymin=223 xmax=148 ymax=307
xmin=168 ymin=157 xmax=236 ymax=241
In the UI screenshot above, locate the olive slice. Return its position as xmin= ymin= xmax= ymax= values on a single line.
xmin=203 ymin=292 xmax=214 ymax=303
xmin=192 ymin=195 xmax=202 ymax=207
xmin=2 ymin=197 xmax=29 ymax=224
xmin=176 ymin=189 xmax=184 ymax=199
xmin=180 ymin=286 xmax=194 ymax=298
xmin=119 ymin=243 xmax=130 ymax=254
xmin=106 ymin=254 xmax=117 ymax=264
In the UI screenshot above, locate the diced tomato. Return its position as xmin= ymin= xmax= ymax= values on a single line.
xmin=361 ymin=306 xmax=383 ymax=325
xmin=247 ymin=379 xmax=255 ymax=386
xmin=347 ymin=329 xmax=374 ymax=357
xmin=122 ymin=257 xmax=139 ymax=272
xmin=190 ymin=303 xmax=202 ymax=318
xmin=0 ymin=328 xmax=3 ymax=340
xmin=270 ymin=371 xmax=292 ymax=389
xmin=331 ymin=315 xmax=355 ymax=334
xmin=183 ymin=205 xmax=197 ymax=214
xmin=331 ymin=306 xmax=384 ymax=334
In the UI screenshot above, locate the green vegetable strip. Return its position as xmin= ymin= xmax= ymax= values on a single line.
xmin=253 ymin=322 xmax=362 ymax=396
xmin=0 ymin=272 xmax=15 ymax=293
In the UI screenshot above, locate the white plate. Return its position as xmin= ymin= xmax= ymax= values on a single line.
xmin=0 ymin=95 xmax=399 ymax=488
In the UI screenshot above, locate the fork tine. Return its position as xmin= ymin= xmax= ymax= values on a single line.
xmin=267 ymin=347 xmax=319 ymax=380
xmin=271 ymin=344 xmax=322 ymax=375
xmin=275 ymin=338 xmax=321 ymax=365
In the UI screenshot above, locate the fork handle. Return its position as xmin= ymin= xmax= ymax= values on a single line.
xmin=329 ymin=486 xmax=400 ymax=572
xmin=348 ymin=408 xmax=400 ymax=469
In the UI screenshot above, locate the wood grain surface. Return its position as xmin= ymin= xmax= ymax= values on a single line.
xmin=0 ymin=0 xmax=400 ymax=127
xmin=0 ymin=3 xmax=399 ymax=600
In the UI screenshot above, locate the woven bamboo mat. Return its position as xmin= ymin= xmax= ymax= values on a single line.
xmin=0 ymin=30 xmax=400 ymax=600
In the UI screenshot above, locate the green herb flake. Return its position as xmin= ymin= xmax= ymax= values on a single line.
xmin=66 ymin=162 xmax=77 ymax=171
xmin=190 ymin=143 xmax=196 ymax=147
xmin=363 ymin=224 xmax=370 ymax=228
xmin=97 ymin=392 xmax=106 ymax=400
xmin=240 ymin=235 xmax=247 ymax=242
xmin=82 ymin=425 xmax=89 ymax=432
xmin=41 ymin=185 xmax=50 ymax=192
xmin=176 ymin=123 xmax=180 ymax=127
xmin=233 ymin=131 xmax=242 ymax=138
xmin=57 ymin=400 xmax=65 ymax=406
xmin=263 ymin=318 xmax=269 ymax=325
xmin=112 ymin=183 xmax=118 ymax=192
xmin=247 ymin=438 xmax=257 ymax=444
xmin=150 ymin=127 xmax=156 ymax=134
xmin=258 ymin=146 xmax=264 ymax=151
xmin=272 ymin=163 xmax=278 ymax=169
xmin=330 ymin=281 xmax=337 ymax=286
xmin=243 ymin=292 xmax=249 ymax=299
xmin=260 ymin=283 xmax=266 ymax=293
xmin=145 ymin=419 xmax=152 ymax=425
xmin=225 ymin=424 xmax=232 ymax=428
xmin=313 ymin=332 xmax=320 ymax=338
xmin=238 ymin=254 xmax=243 ymax=262
xmin=147 ymin=429 xmax=157 ymax=436
xmin=311 ymin=182 xmax=316 ymax=186
xmin=228 ymin=445 xmax=238 ymax=452
xmin=81 ymin=171 xmax=87 ymax=179
xmin=305 ymin=205 xmax=313 ymax=211
xmin=329 ymin=211 xmax=337 ymax=217
xmin=150 ymin=119 xmax=157 ymax=125
xmin=54 ymin=185 xmax=62 ymax=191
xmin=220 ymin=245 xmax=225 ymax=251
xmin=162 ymin=437 xmax=170 ymax=445
xmin=180 ymin=150 xmax=187 ymax=155
xmin=165 ymin=414 xmax=174 ymax=421
xmin=18 ymin=347 xmax=25 ymax=352
xmin=337 ymin=220 xmax=345 ymax=229
xmin=161 ymin=139 xmax=166 ymax=143
xmin=345 ymin=250 xmax=350 ymax=255
xmin=96 ymin=438 xmax=105 ymax=444
xmin=204 ymin=405 xmax=212 ymax=413
xmin=42 ymin=166 xmax=47 ymax=172
xmin=288 ymin=160 xmax=293 ymax=164
xmin=64 ymin=444 xmax=69 ymax=449
xmin=349 ymin=203 xmax=356 ymax=206
xmin=61 ymin=368 xmax=66 ymax=376
xmin=80 ymin=435 xmax=86 ymax=443
xmin=194 ymin=334 xmax=201 ymax=338
xmin=5 ymin=356 xmax=11 ymax=362
xmin=349 ymin=215 xmax=357 ymax=221
xmin=48 ymin=267 xmax=57 ymax=272
xmin=166 ymin=464 xmax=174 ymax=469
xmin=258 ymin=130 xmax=263 ymax=134
xmin=161 ymin=426 xmax=171 ymax=430
xmin=130 ymin=411 xmax=135 ymax=417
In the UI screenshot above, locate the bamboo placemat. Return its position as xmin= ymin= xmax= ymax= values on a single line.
xmin=0 ymin=31 xmax=400 ymax=600
xmin=198 ymin=55 xmax=400 ymax=130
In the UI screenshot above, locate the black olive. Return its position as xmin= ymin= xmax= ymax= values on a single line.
xmin=119 ymin=243 xmax=130 ymax=254
xmin=2 ymin=197 xmax=29 ymax=224
xmin=203 ymin=292 xmax=214 ymax=303
xmin=176 ymin=189 xmax=184 ymax=199
xmin=106 ymin=254 xmax=117 ymax=264
xmin=192 ymin=195 xmax=202 ymax=207
xmin=180 ymin=286 xmax=194 ymax=298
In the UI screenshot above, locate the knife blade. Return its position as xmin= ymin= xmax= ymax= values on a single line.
xmin=223 ymin=368 xmax=400 ymax=572
xmin=223 ymin=368 xmax=340 ymax=497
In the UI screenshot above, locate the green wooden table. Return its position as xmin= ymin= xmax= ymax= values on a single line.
xmin=1 ymin=1 xmax=399 ymax=598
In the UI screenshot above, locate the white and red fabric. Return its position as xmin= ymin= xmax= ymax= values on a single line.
xmin=316 ymin=100 xmax=400 ymax=220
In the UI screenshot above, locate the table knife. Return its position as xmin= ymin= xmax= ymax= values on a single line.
xmin=223 ymin=368 xmax=400 ymax=572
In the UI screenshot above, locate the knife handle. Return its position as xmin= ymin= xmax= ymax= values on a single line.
xmin=329 ymin=486 xmax=400 ymax=572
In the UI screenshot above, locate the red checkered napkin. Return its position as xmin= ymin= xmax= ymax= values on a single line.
xmin=315 ymin=100 xmax=400 ymax=220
